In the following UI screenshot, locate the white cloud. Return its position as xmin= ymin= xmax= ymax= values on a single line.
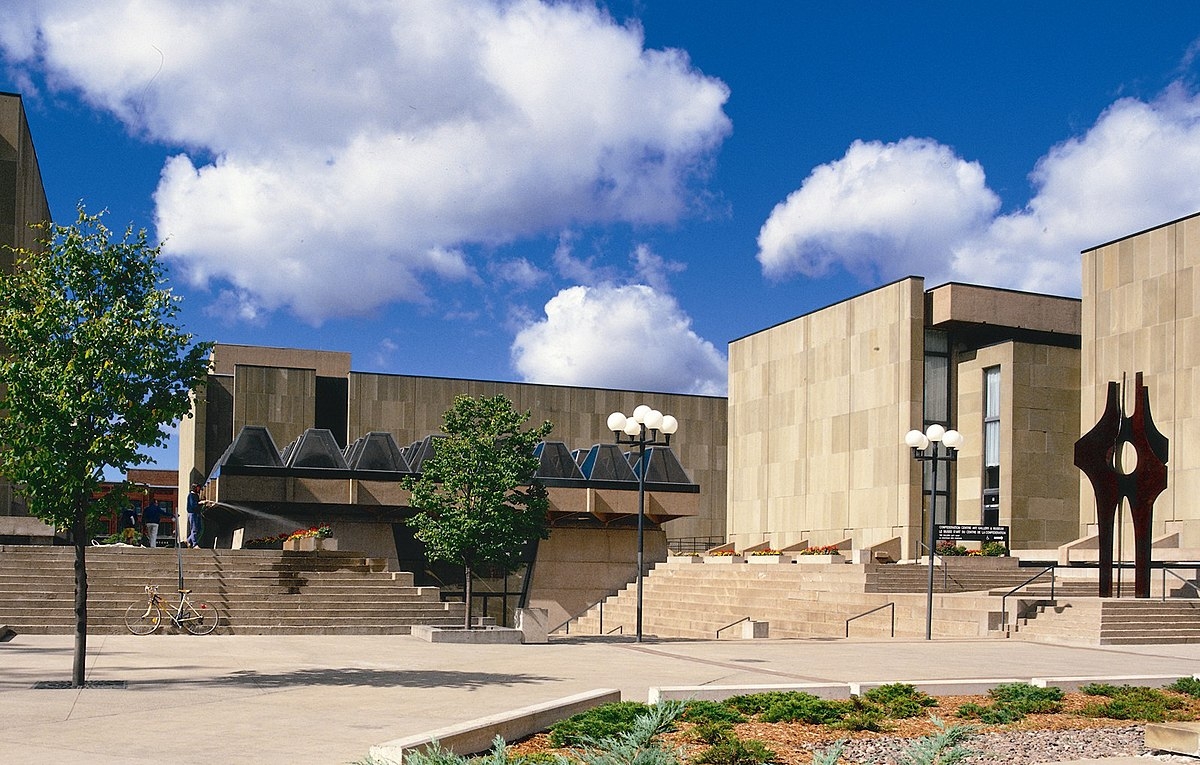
xmin=2 ymin=0 xmax=730 ymax=322
xmin=758 ymin=84 xmax=1200 ymax=295
xmin=511 ymin=284 xmax=726 ymax=396
xmin=756 ymin=138 xmax=1000 ymax=285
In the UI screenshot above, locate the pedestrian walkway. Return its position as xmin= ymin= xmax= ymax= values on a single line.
xmin=2 ymin=633 xmax=1199 ymax=764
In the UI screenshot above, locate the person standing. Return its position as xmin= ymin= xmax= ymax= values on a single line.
xmin=186 ymin=484 xmax=202 ymax=548
xmin=142 ymin=498 xmax=166 ymax=548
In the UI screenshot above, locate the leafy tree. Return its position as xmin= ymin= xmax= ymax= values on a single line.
xmin=405 ymin=394 xmax=552 ymax=629
xmin=0 ymin=206 xmax=211 ymax=686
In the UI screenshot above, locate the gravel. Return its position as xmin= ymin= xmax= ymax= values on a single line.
xmin=832 ymin=724 xmax=1199 ymax=764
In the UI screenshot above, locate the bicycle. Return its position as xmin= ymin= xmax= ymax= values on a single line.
xmin=124 ymin=584 xmax=220 ymax=635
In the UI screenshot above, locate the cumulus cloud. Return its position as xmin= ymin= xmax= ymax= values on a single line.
xmin=1 ymin=0 xmax=730 ymax=322
xmin=758 ymin=84 xmax=1200 ymax=295
xmin=512 ymin=284 xmax=726 ymax=396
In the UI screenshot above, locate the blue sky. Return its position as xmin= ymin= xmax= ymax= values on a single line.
xmin=5 ymin=2 xmax=1200 ymax=470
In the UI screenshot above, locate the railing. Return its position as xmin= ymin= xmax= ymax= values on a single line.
xmin=1162 ymin=566 xmax=1200 ymax=601
xmin=845 ymin=602 xmax=894 ymax=637
xmin=606 ymin=625 xmax=624 ymax=635
xmin=550 ymin=593 xmax=618 ymax=635
xmin=669 ymin=536 xmax=726 ymax=554
xmin=714 ymin=616 xmax=751 ymax=639
xmin=1000 ymin=565 xmax=1056 ymax=630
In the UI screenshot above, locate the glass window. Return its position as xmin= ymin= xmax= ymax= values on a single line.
xmin=982 ymin=366 xmax=1001 ymax=523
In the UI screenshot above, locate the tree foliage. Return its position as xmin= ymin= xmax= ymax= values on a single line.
xmin=0 ymin=205 xmax=211 ymax=686
xmin=406 ymin=394 xmax=552 ymax=575
xmin=0 ymin=206 xmax=211 ymax=526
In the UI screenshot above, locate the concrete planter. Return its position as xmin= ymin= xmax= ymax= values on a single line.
xmin=411 ymin=625 xmax=524 ymax=644
xmin=794 ymin=553 xmax=845 ymax=564
xmin=283 ymin=537 xmax=338 ymax=552
xmin=747 ymin=555 xmax=785 ymax=564
xmin=703 ymin=555 xmax=744 ymax=564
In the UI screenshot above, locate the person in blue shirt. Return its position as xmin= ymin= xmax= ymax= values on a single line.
xmin=142 ymin=499 xmax=167 ymax=548
xmin=186 ymin=485 xmax=202 ymax=548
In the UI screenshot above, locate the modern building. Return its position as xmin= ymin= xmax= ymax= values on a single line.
xmin=178 ymin=343 xmax=727 ymax=625
xmin=726 ymin=277 xmax=1082 ymax=558
xmin=0 ymin=92 xmax=52 ymax=542
xmin=1080 ymin=212 xmax=1200 ymax=550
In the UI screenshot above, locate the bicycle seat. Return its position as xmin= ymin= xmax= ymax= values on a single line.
xmin=178 ymin=589 xmax=191 ymax=594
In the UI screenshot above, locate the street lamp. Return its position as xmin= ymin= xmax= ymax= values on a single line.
xmin=905 ymin=424 xmax=963 ymax=640
xmin=607 ymin=405 xmax=679 ymax=643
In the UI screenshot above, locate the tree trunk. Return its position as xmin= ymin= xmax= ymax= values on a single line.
xmin=71 ymin=500 xmax=88 ymax=688
xmin=463 ymin=563 xmax=473 ymax=630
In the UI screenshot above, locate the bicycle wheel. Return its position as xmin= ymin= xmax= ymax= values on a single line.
xmin=181 ymin=599 xmax=219 ymax=635
xmin=124 ymin=601 xmax=161 ymax=635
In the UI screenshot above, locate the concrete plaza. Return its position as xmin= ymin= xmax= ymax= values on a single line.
xmin=3 ymin=633 xmax=1200 ymax=764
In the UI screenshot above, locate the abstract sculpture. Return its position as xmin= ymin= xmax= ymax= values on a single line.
xmin=1074 ymin=373 xmax=1168 ymax=598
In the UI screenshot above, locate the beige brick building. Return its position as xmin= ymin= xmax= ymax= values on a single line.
xmin=727 ymin=277 xmax=1082 ymax=558
xmin=1081 ymin=213 xmax=1200 ymax=548
xmin=0 ymin=92 xmax=52 ymax=540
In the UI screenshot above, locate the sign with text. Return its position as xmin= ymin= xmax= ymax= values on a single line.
xmin=935 ymin=524 xmax=1009 ymax=545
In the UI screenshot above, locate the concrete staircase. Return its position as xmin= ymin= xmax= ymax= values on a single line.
xmin=558 ymin=558 xmax=1200 ymax=644
xmin=561 ymin=559 xmax=1009 ymax=640
xmin=0 ymin=544 xmax=466 ymax=635
xmin=1012 ymin=598 xmax=1200 ymax=645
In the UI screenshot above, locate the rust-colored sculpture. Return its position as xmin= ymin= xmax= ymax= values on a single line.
xmin=1074 ymin=373 xmax=1168 ymax=598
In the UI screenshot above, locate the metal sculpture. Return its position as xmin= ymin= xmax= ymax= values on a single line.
xmin=1074 ymin=373 xmax=1168 ymax=598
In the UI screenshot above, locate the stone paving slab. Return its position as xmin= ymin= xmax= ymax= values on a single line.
xmin=3 ymin=634 xmax=1200 ymax=764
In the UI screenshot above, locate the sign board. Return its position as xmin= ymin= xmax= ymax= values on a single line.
xmin=934 ymin=524 xmax=1009 ymax=546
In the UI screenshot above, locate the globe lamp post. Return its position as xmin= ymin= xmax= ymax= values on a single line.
xmin=607 ymin=405 xmax=678 ymax=643
xmin=905 ymin=424 xmax=963 ymax=640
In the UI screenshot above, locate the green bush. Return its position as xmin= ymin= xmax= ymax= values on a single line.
xmin=548 ymin=701 xmax=651 ymax=747
xmin=690 ymin=721 xmax=734 ymax=745
xmin=568 ymin=701 xmax=686 ymax=765
xmin=758 ymin=694 xmax=849 ymax=725
xmin=681 ymin=700 xmax=746 ymax=725
xmin=987 ymin=683 xmax=1063 ymax=714
xmin=863 ymin=684 xmax=937 ymax=719
xmin=725 ymin=692 xmax=796 ymax=716
xmin=693 ymin=732 xmax=776 ymax=765
xmin=980 ymin=541 xmax=1008 ymax=557
xmin=1079 ymin=684 xmax=1188 ymax=723
xmin=955 ymin=702 xmax=1022 ymax=725
xmin=1167 ymin=677 xmax=1200 ymax=698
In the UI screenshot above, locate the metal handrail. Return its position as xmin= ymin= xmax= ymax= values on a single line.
xmin=715 ymin=616 xmax=751 ymax=638
xmin=845 ymin=602 xmax=895 ymax=637
xmin=550 ymin=593 xmax=618 ymax=635
xmin=1162 ymin=566 xmax=1200 ymax=601
xmin=1000 ymin=565 xmax=1056 ymax=630
xmin=605 ymin=625 xmax=624 ymax=635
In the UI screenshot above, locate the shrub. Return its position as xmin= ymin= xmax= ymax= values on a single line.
xmin=935 ymin=541 xmax=968 ymax=556
xmin=681 ymin=700 xmax=746 ymax=725
xmin=987 ymin=683 xmax=1063 ymax=714
xmin=725 ymin=692 xmax=796 ymax=716
xmin=980 ymin=541 xmax=1008 ymax=557
xmin=757 ymin=694 xmax=848 ymax=725
xmin=955 ymin=702 xmax=1022 ymax=725
xmin=568 ymin=701 xmax=686 ymax=765
xmin=548 ymin=701 xmax=651 ymax=747
xmin=1079 ymin=684 xmax=1188 ymax=723
xmin=693 ymin=732 xmax=777 ymax=765
xmin=863 ymin=684 xmax=937 ymax=719
xmin=1168 ymin=676 xmax=1200 ymax=698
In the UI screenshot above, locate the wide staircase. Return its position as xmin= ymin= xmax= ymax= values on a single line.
xmin=559 ymin=557 xmax=1200 ymax=643
xmin=0 ymin=544 xmax=465 ymax=635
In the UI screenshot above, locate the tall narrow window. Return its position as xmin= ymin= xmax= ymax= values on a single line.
xmin=923 ymin=330 xmax=952 ymax=526
xmin=982 ymin=366 xmax=1001 ymax=526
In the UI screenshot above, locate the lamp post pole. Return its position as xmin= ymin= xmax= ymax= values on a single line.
xmin=905 ymin=424 xmax=963 ymax=640
xmin=608 ymin=405 xmax=679 ymax=643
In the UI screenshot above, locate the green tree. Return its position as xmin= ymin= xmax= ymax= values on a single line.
xmin=0 ymin=206 xmax=211 ymax=686
xmin=405 ymin=394 xmax=552 ymax=629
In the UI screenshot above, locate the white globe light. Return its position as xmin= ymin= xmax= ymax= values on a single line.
xmin=632 ymin=404 xmax=652 ymax=423
xmin=943 ymin=429 xmax=964 ymax=450
xmin=905 ymin=430 xmax=927 ymax=449
xmin=624 ymin=418 xmax=642 ymax=436
xmin=645 ymin=409 xmax=664 ymax=430
xmin=660 ymin=415 xmax=679 ymax=435
xmin=607 ymin=412 xmax=628 ymax=433
xmin=925 ymin=423 xmax=946 ymax=442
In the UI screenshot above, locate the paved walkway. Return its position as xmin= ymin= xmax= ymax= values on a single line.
xmin=2 ymin=633 xmax=1199 ymax=764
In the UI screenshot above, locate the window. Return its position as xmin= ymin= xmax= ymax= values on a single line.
xmin=982 ymin=366 xmax=1001 ymax=525
xmin=923 ymin=330 xmax=952 ymax=526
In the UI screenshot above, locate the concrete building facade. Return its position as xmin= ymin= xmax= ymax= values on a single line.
xmin=1081 ymin=212 xmax=1200 ymax=548
xmin=0 ymin=92 xmax=52 ymax=541
xmin=727 ymin=277 xmax=1082 ymax=558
